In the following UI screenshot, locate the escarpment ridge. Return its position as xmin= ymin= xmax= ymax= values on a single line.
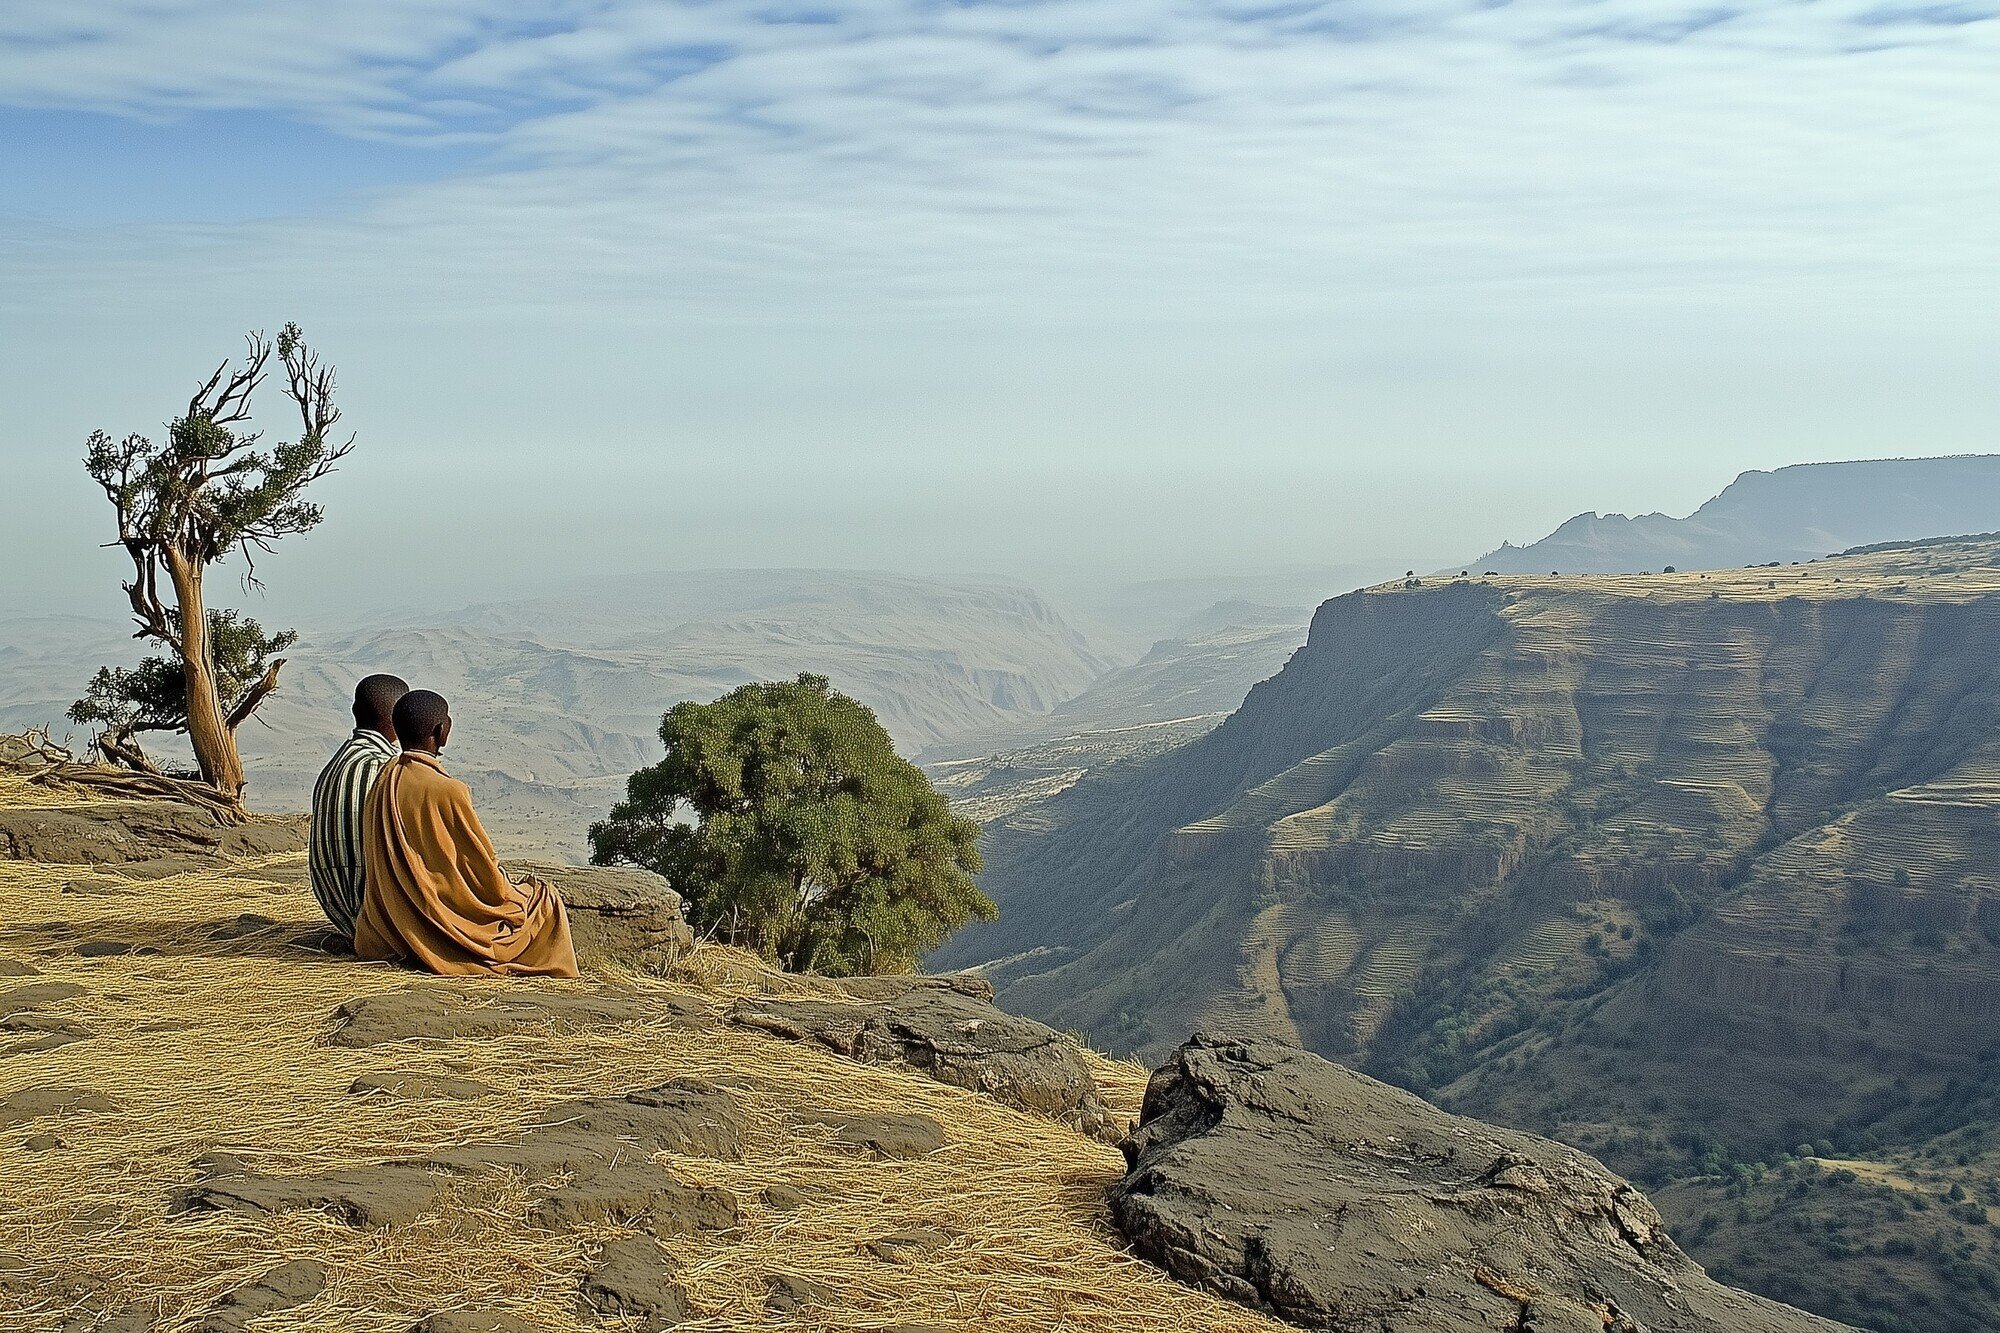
xmin=946 ymin=537 xmax=2000 ymax=1332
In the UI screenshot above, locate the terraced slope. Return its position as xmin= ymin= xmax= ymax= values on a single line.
xmin=939 ymin=538 xmax=2000 ymax=1332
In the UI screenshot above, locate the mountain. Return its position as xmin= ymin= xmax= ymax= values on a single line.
xmin=1 ymin=571 xmax=1109 ymax=858
xmin=1472 ymin=455 xmax=2000 ymax=575
xmin=937 ymin=538 xmax=2000 ymax=1332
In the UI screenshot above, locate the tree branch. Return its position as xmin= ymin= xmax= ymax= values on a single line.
xmin=224 ymin=657 xmax=285 ymax=731
xmin=96 ymin=731 xmax=165 ymax=777
xmin=189 ymin=334 xmax=270 ymax=428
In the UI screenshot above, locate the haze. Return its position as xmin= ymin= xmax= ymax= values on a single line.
xmin=2 ymin=1 xmax=1996 ymax=619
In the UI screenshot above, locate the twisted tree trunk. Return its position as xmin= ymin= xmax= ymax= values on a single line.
xmin=165 ymin=551 xmax=245 ymax=802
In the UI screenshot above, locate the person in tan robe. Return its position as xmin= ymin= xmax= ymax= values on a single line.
xmin=354 ymin=689 xmax=579 ymax=978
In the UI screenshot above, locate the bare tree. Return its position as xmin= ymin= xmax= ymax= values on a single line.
xmin=82 ymin=323 xmax=351 ymax=805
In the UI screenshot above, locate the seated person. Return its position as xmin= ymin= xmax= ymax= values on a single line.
xmin=354 ymin=690 xmax=579 ymax=978
xmin=308 ymin=673 xmax=408 ymax=940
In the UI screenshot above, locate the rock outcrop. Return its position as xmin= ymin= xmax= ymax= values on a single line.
xmin=506 ymin=860 xmax=694 ymax=971
xmin=729 ymin=976 xmax=1116 ymax=1139
xmin=0 ymin=801 xmax=304 ymax=866
xmin=1110 ymin=1033 xmax=1850 ymax=1333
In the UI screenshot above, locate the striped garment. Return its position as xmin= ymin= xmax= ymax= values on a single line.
xmin=308 ymin=728 xmax=399 ymax=938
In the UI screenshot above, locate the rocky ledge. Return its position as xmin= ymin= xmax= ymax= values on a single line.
xmin=1110 ymin=1033 xmax=1851 ymax=1333
xmin=729 ymin=975 xmax=1117 ymax=1141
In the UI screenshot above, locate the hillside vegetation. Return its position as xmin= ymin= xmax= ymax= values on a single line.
xmin=941 ymin=537 xmax=2000 ymax=1332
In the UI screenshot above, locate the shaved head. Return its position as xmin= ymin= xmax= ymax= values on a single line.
xmin=392 ymin=689 xmax=451 ymax=751
xmin=352 ymin=673 xmax=409 ymax=734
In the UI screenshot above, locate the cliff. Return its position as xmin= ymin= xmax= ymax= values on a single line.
xmin=942 ymin=536 xmax=2000 ymax=1331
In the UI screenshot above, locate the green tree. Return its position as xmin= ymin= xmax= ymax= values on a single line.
xmin=80 ymin=323 xmax=350 ymax=802
xmin=590 ymin=674 xmax=994 ymax=975
xmin=69 ymin=610 xmax=297 ymax=776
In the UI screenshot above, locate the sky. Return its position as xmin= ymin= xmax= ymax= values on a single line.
xmin=0 ymin=0 xmax=1995 ymax=624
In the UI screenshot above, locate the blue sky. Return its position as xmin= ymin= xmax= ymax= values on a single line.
xmin=0 ymin=0 xmax=1995 ymax=618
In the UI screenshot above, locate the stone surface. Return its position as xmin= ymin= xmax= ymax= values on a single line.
xmin=808 ymin=1110 xmax=946 ymax=1160
xmin=325 ymin=982 xmax=671 ymax=1047
xmin=764 ymin=1271 xmax=833 ymax=1313
xmin=580 ymin=1236 xmax=693 ymax=1330
xmin=0 ymin=1085 xmax=119 ymax=1128
xmin=1110 ymin=1033 xmax=1853 ymax=1333
xmin=57 ymin=1311 xmax=154 ymax=1333
xmin=761 ymin=1183 xmax=809 ymax=1212
xmin=1 ymin=1011 xmax=94 ymax=1056
xmin=198 ymin=1259 xmax=328 ymax=1331
xmin=861 ymin=1226 xmax=954 ymax=1264
xmin=506 ymin=860 xmax=693 ymax=972
xmin=176 ymin=1161 xmax=449 ymax=1228
xmin=0 ymin=980 xmax=85 ymax=1020
xmin=513 ymin=1080 xmax=748 ymax=1165
xmin=176 ymin=1080 xmax=744 ymax=1235
xmin=0 ymin=803 xmax=304 ymax=866
xmin=526 ymin=1162 xmax=738 ymax=1236
xmin=412 ymin=1314 xmax=540 ymax=1333
xmin=730 ymin=979 xmax=1115 ymax=1139
xmin=348 ymin=1073 xmax=495 ymax=1102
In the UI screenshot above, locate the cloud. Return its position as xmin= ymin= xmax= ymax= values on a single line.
xmin=0 ymin=0 xmax=1991 ymax=310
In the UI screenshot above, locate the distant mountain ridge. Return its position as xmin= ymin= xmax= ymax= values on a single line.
xmin=0 ymin=571 xmax=1112 ymax=858
xmin=1472 ymin=455 xmax=2000 ymax=574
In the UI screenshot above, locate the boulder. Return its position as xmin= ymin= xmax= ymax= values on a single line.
xmin=505 ymin=861 xmax=693 ymax=971
xmin=1110 ymin=1033 xmax=1853 ymax=1333
xmin=730 ymin=980 xmax=1115 ymax=1139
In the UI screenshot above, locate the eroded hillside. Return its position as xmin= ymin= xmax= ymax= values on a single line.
xmin=942 ymin=537 xmax=2000 ymax=1332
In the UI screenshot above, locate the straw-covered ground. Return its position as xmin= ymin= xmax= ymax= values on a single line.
xmin=0 ymin=774 xmax=1282 ymax=1333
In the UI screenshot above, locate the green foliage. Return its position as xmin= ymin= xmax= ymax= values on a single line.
xmin=590 ymin=674 xmax=994 ymax=976
xmin=83 ymin=324 xmax=345 ymax=572
xmin=69 ymin=610 xmax=296 ymax=742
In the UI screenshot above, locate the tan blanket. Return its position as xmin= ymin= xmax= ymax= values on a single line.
xmin=355 ymin=752 xmax=578 ymax=978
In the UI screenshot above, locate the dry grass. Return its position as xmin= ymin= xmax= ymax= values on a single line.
xmin=0 ymin=781 xmax=1277 ymax=1333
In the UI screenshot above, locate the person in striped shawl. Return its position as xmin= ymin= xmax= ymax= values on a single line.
xmin=309 ymin=674 xmax=409 ymax=941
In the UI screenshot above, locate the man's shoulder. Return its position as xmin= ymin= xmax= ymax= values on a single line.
xmin=328 ymin=738 xmax=390 ymax=773
xmin=403 ymin=756 xmax=473 ymax=799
